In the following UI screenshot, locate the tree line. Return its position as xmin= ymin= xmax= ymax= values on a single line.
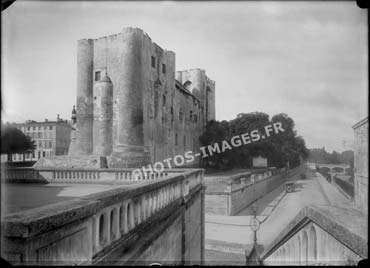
xmin=199 ymin=112 xmax=309 ymax=169
xmin=1 ymin=125 xmax=36 ymax=162
xmin=308 ymin=147 xmax=354 ymax=168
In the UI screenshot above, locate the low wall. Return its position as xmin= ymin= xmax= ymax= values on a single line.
xmin=205 ymin=167 xmax=286 ymax=216
xmin=1 ymin=167 xmax=188 ymax=184
xmin=1 ymin=169 xmax=205 ymax=265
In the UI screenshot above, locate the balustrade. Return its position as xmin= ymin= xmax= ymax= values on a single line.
xmin=87 ymin=169 xmax=202 ymax=256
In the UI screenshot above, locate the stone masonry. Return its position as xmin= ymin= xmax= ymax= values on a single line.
xmin=66 ymin=27 xmax=216 ymax=168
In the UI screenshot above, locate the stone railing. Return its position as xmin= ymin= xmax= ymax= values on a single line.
xmin=1 ymin=168 xmax=204 ymax=265
xmin=1 ymin=167 xmax=46 ymax=183
xmin=225 ymin=167 xmax=281 ymax=192
xmin=89 ymin=168 xmax=203 ymax=256
xmin=204 ymin=167 xmax=288 ymax=215
xmin=1 ymin=167 xmax=187 ymax=184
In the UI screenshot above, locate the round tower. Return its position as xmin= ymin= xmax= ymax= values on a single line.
xmin=76 ymin=39 xmax=94 ymax=155
xmin=184 ymin=69 xmax=205 ymax=100
xmin=114 ymin=28 xmax=145 ymax=153
xmin=93 ymin=73 xmax=113 ymax=156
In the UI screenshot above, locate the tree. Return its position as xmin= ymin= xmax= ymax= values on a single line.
xmin=199 ymin=120 xmax=230 ymax=168
xmin=199 ymin=112 xmax=308 ymax=169
xmin=1 ymin=126 xmax=36 ymax=162
xmin=307 ymin=148 xmax=354 ymax=167
xmin=269 ymin=113 xmax=307 ymax=168
xmin=229 ymin=112 xmax=271 ymax=167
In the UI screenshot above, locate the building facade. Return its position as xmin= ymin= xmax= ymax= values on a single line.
xmin=68 ymin=27 xmax=215 ymax=168
xmin=352 ymin=117 xmax=368 ymax=214
xmin=1 ymin=117 xmax=73 ymax=162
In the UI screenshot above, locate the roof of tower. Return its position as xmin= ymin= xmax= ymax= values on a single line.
xmin=101 ymin=74 xmax=112 ymax=83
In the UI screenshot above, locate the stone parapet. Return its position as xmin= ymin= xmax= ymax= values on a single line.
xmin=1 ymin=168 xmax=204 ymax=265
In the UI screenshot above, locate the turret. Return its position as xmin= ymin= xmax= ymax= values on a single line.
xmin=75 ymin=39 xmax=94 ymax=155
xmin=93 ymin=73 xmax=113 ymax=156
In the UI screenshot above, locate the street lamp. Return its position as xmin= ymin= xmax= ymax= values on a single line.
xmin=246 ymin=204 xmax=261 ymax=265
xmin=250 ymin=204 xmax=260 ymax=244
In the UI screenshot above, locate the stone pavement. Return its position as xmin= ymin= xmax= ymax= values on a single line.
xmin=1 ymin=182 xmax=138 ymax=215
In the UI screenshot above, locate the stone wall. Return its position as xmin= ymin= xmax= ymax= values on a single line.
xmin=205 ymin=194 xmax=229 ymax=215
xmin=138 ymin=215 xmax=183 ymax=265
xmin=70 ymin=27 xmax=216 ymax=167
xmin=205 ymin=169 xmax=285 ymax=216
xmin=229 ymin=173 xmax=284 ymax=215
xmin=183 ymin=191 xmax=203 ymax=265
xmin=353 ymin=117 xmax=368 ymax=213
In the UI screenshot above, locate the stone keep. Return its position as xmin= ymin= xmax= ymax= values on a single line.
xmin=66 ymin=27 xmax=216 ymax=168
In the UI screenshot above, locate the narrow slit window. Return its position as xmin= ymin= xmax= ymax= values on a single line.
xmin=151 ymin=56 xmax=156 ymax=68
xmin=95 ymin=71 xmax=101 ymax=81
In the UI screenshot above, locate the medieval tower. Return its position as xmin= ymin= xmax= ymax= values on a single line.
xmin=68 ymin=27 xmax=215 ymax=168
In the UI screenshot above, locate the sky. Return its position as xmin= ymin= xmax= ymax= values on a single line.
xmin=1 ymin=0 xmax=368 ymax=152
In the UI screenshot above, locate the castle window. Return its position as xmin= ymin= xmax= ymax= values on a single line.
xmin=162 ymin=64 xmax=166 ymax=74
xmin=194 ymin=114 xmax=198 ymax=122
xmin=162 ymin=95 xmax=166 ymax=106
xmin=190 ymin=110 xmax=193 ymax=120
xmin=170 ymin=107 xmax=174 ymax=121
xmin=175 ymin=133 xmax=178 ymax=146
xmin=151 ymin=56 xmax=156 ymax=68
xmin=179 ymin=111 xmax=183 ymax=121
xmin=49 ymin=126 xmax=52 ymax=130
xmin=95 ymin=71 xmax=101 ymax=81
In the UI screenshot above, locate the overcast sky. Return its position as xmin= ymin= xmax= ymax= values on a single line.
xmin=2 ymin=1 xmax=368 ymax=152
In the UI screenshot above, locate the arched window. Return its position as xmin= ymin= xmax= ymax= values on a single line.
xmin=110 ymin=209 xmax=117 ymax=241
xmin=297 ymin=236 xmax=302 ymax=264
xmin=127 ymin=202 xmax=133 ymax=231
xmin=302 ymin=231 xmax=308 ymax=265
xmin=119 ymin=206 xmax=125 ymax=233
xmin=99 ymin=214 xmax=106 ymax=246
xmin=309 ymin=226 xmax=317 ymax=262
